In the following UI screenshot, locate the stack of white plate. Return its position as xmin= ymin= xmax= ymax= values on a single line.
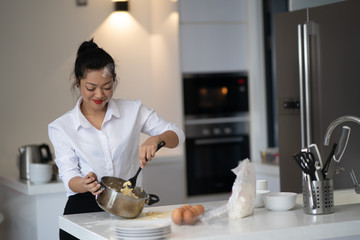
xmin=115 ymin=220 xmax=171 ymax=240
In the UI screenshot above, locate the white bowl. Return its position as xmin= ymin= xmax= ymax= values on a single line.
xmin=255 ymin=190 xmax=270 ymax=208
xmin=29 ymin=163 xmax=53 ymax=184
xmin=263 ymin=192 xmax=297 ymax=211
xmin=256 ymin=179 xmax=268 ymax=190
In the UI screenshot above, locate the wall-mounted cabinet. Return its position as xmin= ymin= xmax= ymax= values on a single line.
xmin=179 ymin=0 xmax=247 ymax=22
xmin=179 ymin=0 xmax=268 ymax=169
xmin=179 ymin=0 xmax=249 ymax=73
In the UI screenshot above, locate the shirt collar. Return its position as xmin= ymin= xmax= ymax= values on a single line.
xmin=74 ymin=98 xmax=120 ymax=130
xmin=104 ymin=99 xmax=121 ymax=122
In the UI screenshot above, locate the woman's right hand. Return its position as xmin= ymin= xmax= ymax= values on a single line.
xmin=83 ymin=172 xmax=102 ymax=196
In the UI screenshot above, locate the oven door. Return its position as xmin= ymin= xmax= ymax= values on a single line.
xmin=183 ymin=72 xmax=248 ymax=117
xmin=185 ymin=135 xmax=250 ymax=196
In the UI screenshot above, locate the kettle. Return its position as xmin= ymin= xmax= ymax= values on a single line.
xmin=18 ymin=144 xmax=53 ymax=180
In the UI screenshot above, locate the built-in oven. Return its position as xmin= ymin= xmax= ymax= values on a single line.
xmin=183 ymin=72 xmax=248 ymax=118
xmin=185 ymin=117 xmax=249 ymax=196
xmin=183 ymin=72 xmax=250 ymax=196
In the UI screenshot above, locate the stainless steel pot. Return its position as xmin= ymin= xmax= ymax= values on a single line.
xmin=96 ymin=176 xmax=160 ymax=219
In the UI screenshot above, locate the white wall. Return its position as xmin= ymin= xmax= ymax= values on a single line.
xmin=0 ymin=0 xmax=266 ymax=169
xmin=0 ymin=0 xmax=182 ymax=169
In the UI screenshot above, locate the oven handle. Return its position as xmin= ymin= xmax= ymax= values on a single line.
xmin=194 ymin=137 xmax=245 ymax=145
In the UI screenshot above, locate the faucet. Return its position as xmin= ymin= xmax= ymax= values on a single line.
xmin=324 ymin=115 xmax=360 ymax=146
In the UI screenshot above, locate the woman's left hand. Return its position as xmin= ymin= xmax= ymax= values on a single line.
xmin=139 ymin=136 xmax=160 ymax=168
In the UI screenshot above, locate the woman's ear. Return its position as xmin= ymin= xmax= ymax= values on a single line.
xmin=75 ymin=77 xmax=80 ymax=87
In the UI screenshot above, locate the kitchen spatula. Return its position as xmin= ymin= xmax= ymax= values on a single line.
xmin=123 ymin=141 xmax=166 ymax=189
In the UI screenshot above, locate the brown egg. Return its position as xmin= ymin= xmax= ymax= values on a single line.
xmin=194 ymin=205 xmax=205 ymax=214
xmin=181 ymin=204 xmax=192 ymax=211
xmin=189 ymin=207 xmax=199 ymax=216
xmin=171 ymin=208 xmax=183 ymax=225
xmin=183 ymin=209 xmax=196 ymax=225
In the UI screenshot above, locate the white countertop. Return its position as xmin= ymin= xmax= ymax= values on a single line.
xmin=60 ymin=190 xmax=360 ymax=240
xmin=0 ymin=174 xmax=65 ymax=195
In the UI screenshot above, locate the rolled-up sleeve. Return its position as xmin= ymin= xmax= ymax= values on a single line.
xmin=48 ymin=124 xmax=82 ymax=195
xmin=139 ymin=105 xmax=185 ymax=147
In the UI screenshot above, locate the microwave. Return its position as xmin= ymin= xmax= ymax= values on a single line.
xmin=182 ymin=72 xmax=248 ymax=118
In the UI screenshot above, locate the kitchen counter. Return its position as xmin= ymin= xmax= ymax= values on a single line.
xmin=0 ymin=174 xmax=65 ymax=195
xmin=0 ymin=150 xmax=185 ymax=239
xmin=0 ymin=161 xmax=65 ymax=195
xmin=0 ymin=146 xmax=184 ymax=195
xmin=60 ymin=190 xmax=360 ymax=240
xmin=0 ymin=162 xmax=67 ymax=240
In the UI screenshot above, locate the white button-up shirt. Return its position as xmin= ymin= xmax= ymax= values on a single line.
xmin=48 ymin=98 xmax=185 ymax=197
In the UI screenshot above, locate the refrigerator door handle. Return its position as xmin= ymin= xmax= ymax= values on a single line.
xmin=298 ymin=24 xmax=306 ymax=148
xmin=303 ymin=22 xmax=312 ymax=147
xmin=298 ymin=23 xmax=312 ymax=148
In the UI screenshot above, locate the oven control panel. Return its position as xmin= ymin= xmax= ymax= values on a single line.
xmin=185 ymin=121 xmax=249 ymax=138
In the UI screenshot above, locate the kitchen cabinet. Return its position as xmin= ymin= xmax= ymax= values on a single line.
xmin=59 ymin=190 xmax=360 ymax=240
xmin=142 ymin=149 xmax=280 ymax=204
xmin=0 ymin=167 xmax=67 ymax=240
xmin=179 ymin=0 xmax=268 ymax=169
xmin=142 ymin=150 xmax=186 ymax=205
xmin=179 ymin=0 xmax=247 ymax=23
xmin=179 ymin=0 xmax=248 ymax=73
xmin=254 ymin=162 xmax=280 ymax=192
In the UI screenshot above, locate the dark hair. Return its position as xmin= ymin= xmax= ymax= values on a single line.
xmin=72 ymin=39 xmax=116 ymax=90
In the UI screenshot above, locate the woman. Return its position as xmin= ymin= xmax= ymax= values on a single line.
xmin=48 ymin=39 xmax=185 ymax=239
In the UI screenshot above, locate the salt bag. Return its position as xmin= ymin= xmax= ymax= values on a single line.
xmin=227 ymin=158 xmax=256 ymax=219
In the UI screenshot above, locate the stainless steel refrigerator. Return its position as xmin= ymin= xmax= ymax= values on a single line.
xmin=274 ymin=0 xmax=360 ymax=192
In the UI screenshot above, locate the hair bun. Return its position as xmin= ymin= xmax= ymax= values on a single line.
xmin=77 ymin=38 xmax=98 ymax=57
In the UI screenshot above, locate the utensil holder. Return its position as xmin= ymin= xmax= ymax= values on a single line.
xmin=303 ymin=178 xmax=334 ymax=215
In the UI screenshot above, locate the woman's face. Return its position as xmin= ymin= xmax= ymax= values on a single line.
xmin=79 ymin=68 xmax=114 ymax=113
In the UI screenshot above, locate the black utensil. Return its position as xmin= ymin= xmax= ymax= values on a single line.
xmin=292 ymin=152 xmax=316 ymax=180
xmin=303 ymin=152 xmax=318 ymax=180
xmin=123 ymin=141 xmax=166 ymax=189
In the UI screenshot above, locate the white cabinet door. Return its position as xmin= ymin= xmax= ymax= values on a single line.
xmin=142 ymin=157 xmax=186 ymax=205
xmin=180 ymin=24 xmax=248 ymax=73
xmin=179 ymin=0 xmax=249 ymax=73
xmin=179 ymin=0 xmax=247 ymax=23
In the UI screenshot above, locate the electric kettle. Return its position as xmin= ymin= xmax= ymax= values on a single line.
xmin=18 ymin=144 xmax=53 ymax=180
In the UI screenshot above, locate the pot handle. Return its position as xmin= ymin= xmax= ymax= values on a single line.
xmin=145 ymin=194 xmax=160 ymax=205
xmin=99 ymin=181 xmax=106 ymax=191
xmin=95 ymin=182 xmax=106 ymax=201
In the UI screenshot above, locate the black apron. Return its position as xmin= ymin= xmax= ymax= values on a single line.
xmin=60 ymin=192 xmax=103 ymax=240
